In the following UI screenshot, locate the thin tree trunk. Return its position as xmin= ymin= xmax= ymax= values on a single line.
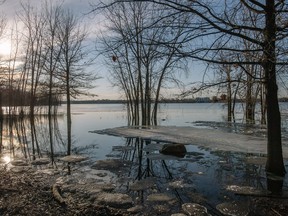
xmin=66 ymin=73 xmax=72 ymax=156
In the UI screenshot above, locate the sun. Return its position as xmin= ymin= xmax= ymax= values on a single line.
xmin=0 ymin=40 xmax=12 ymax=56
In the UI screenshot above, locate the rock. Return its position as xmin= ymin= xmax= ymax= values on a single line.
xmin=31 ymin=158 xmax=50 ymax=166
xmin=216 ymin=201 xmax=249 ymax=216
xmin=127 ymin=205 xmax=144 ymax=213
xmin=160 ymin=143 xmax=187 ymax=158
xmin=147 ymin=193 xmax=174 ymax=202
xmin=59 ymin=155 xmax=87 ymax=163
xmin=11 ymin=159 xmax=28 ymax=166
xmin=226 ymin=185 xmax=270 ymax=196
xmin=182 ymin=203 xmax=210 ymax=216
xmin=95 ymin=192 xmax=133 ymax=209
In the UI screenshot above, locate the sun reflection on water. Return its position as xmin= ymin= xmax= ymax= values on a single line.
xmin=3 ymin=155 xmax=11 ymax=163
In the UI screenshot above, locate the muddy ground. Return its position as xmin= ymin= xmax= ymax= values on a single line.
xmin=0 ymin=167 xmax=288 ymax=216
xmin=0 ymin=168 xmax=130 ymax=216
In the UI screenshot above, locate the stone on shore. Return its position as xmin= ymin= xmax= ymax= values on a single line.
xmin=147 ymin=193 xmax=174 ymax=202
xmin=182 ymin=203 xmax=210 ymax=216
xmin=59 ymin=155 xmax=87 ymax=163
xmin=31 ymin=158 xmax=50 ymax=165
xmin=216 ymin=202 xmax=249 ymax=216
xmin=95 ymin=192 xmax=133 ymax=209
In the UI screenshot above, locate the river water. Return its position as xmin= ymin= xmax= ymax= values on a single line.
xmin=1 ymin=102 xmax=288 ymax=215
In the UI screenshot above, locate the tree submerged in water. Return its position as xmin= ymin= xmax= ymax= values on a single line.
xmin=95 ymin=0 xmax=287 ymax=190
xmin=98 ymin=2 xmax=188 ymax=126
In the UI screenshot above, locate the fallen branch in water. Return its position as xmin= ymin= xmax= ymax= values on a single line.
xmin=52 ymin=184 xmax=65 ymax=205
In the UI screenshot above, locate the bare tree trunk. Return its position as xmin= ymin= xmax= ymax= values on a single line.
xmin=66 ymin=73 xmax=72 ymax=156
xmin=264 ymin=0 xmax=285 ymax=177
xmin=246 ymin=72 xmax=254 ymax=124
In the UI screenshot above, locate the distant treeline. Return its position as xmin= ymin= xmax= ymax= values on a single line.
xmin=61 ymin=97 xmax=288 ymax=104
xmin=0 ymin=88 xmax=60 ymax=107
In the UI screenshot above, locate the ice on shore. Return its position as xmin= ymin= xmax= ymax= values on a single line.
xmin=91 ymin=126 xmax=288 ymax=158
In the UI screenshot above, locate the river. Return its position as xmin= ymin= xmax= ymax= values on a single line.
xmin=1 ymin=102 xmax=288 ymax=215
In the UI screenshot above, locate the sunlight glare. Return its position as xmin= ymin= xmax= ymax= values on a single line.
xmin=3 ymin=155 xmax=11 ymax=163
xmin=0 ymin=41 xmax=11 ymax=56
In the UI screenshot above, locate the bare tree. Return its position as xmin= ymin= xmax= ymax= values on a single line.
xmin=100 ymin=0 xmax=287 ymax=178
xmin=57 ymin=9 xmax=96 ymax=156
xmin=98 ymin=1 xmax=188 ymax=125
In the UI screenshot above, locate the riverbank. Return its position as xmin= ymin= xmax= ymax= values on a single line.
xmin=0 ymin=154 xmax=288 ymax=215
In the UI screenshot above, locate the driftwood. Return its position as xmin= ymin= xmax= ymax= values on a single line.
xmin=52 ymin=184 xmax=65 ymax=205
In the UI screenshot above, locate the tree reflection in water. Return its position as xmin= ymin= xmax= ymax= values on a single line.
xmin=0 ymin=114 xmax=65 ymax=166
xmin=99 ymin=135 xmax=288 ymax=213
xmin=0 ymin=109 xmax=286 ymax=214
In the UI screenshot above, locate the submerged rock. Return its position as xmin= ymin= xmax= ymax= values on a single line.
xmin=216 ymin=201 xmax=249 ymax=216
xmin=160 ymin=143 xmax=187 ymax=158
xmin=182 ymin=203 xmax=210 ymax=216
xmin=127 ymin=205 xmax=144 ymax=213
xmin=31 ymin=158 xmax=50 ymax=166
xmin=147 ymin=193 xmax=174 ymax=202
xmin=11 ymin=159 xmax=28 ymax=166
xmin=59 ymin=155 xmax=87 ymax=163
xmin=226 ymin=185 xmax=269 ymax=196
xmin=95 ymin=192 xmax=133 ymax=209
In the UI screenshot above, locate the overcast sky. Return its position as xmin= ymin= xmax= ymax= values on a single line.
xmin=0 ymin=0 xmax=204 ymax=100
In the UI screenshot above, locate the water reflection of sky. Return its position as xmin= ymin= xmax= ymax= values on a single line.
xmin=1 ymin=103 xmax=288 ymax=215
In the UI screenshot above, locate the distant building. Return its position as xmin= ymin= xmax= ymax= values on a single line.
xmin=195 ymin=97 xmax=211 ymax=103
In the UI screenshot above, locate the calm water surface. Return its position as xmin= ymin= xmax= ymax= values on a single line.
xmin=56 ymin=103 xmax=228 ymax=159
xmin=2 ymin=102 xmax=288 ymax=215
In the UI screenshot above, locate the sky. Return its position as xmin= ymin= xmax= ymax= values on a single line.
xmin=0 ymin=0 xmax=205 ymax=100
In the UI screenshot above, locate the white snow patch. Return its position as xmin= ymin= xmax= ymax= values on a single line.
xmin=93 ymin=126 xmax=288 ymax=158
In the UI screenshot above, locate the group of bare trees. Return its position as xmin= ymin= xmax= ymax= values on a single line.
xmin=98 ymin=2 xmax=189 ymax=126
xmin=0 ymin=0 xmax=286 ymax=184
xmin=0 ymin=1 xmax=95 ymax=158
xmin=95 ymin=0 xmax=288 ymax=179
